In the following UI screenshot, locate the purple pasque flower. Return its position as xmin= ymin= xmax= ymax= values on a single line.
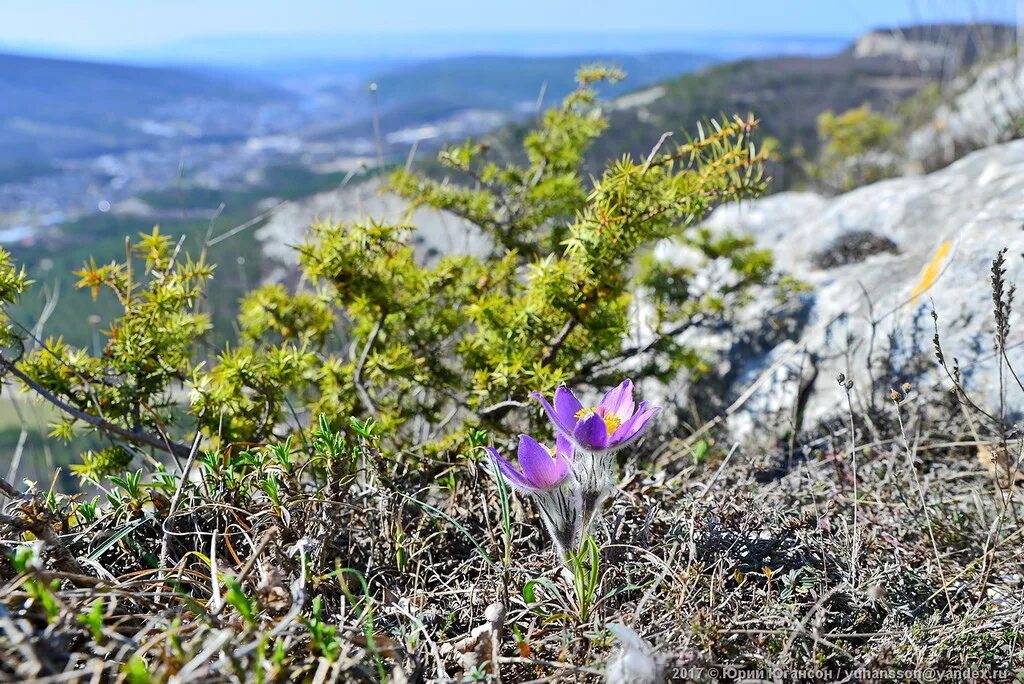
xmin=530 ymin=379 xmax=660 ymax=454
xmin=486 ymin=434 xmax=582 ymax=556
xmin=531 ymin=379 xmax=659 ymax=530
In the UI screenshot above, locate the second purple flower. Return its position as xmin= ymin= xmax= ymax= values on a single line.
xmin=486 ymin=434 xmax=582 ymax=556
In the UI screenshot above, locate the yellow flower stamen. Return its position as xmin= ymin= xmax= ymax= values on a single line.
xmin=575 ymin=407 xmax=623 ymax=436
xmin=603 ymin=413 xmax=623 ymax=436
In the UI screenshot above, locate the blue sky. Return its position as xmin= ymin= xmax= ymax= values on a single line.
xmin=1 ymin=0 xmax=1016 ymax=57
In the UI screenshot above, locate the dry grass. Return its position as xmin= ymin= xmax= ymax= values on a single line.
xmin=0 ymin=381 xmax=1021 ymax=682
xmin=1 ymin=253 xmax=1021 ymax=682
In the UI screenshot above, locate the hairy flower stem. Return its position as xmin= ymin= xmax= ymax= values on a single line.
xmin=843 ymin=385 xmax=859 ymax=589
xmin=531 ymin=481 xmax=583 ymax=558
xmin=572 ymin=451 xmax=617 ymax=534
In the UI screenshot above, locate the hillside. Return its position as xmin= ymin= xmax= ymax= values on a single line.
xmin=0 ymin=52 xmax=282 ymax=161
xmin=298 ymin=51 xmax=717 ymax=147
xmin=1 ymin=65 xmax=1023 ymax=679
xmin=370 ymin=52 xmax=713 ymax=109
xmin=490 ymin=24 xmax=1016 ymax=190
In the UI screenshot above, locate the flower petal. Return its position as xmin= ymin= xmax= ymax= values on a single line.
xmin=485 ymin=446 xmax=536 ymax=492
xmin=517 ymin=434 xmax=570 ymax=489
xmin=531 ymin=390 xmax=576 ymax=437
xmin=609 ymin=405 xmax=660 ymax=449
xmin=574 ymin=412 xmax=609 ymax=451
xmin=599 ymin=379 xmax=635 ymax=421
xmin=554 ymin=386 xmax=583 ymax=427
xmin=555 ymin=433 xmax=574 ymax=460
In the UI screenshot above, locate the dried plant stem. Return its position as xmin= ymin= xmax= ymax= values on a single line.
xmin=157 ymin=430 xmax=204 ymax=597
xmin=353 ymin=314 xmax=383 ymax=414
xmin=844 ymin=388 xmax=860 ymax=589
xmin=891 ymin=398 xmax=952 ymax=608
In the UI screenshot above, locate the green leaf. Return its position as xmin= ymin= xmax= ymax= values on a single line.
xmin=693 ymin=439 xmax=709 ymax=463
xmin=523 ymin=577 xmax=560 ymax=606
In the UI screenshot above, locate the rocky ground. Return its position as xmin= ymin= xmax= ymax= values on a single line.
xmin=1 ymin=358 xmax=1020 ymax=680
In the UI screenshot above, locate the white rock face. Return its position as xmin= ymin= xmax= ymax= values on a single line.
xmin=908 ymin=57 xmax=1024 ymax=171
xmin=852 ymin=32 xmax=950 ymax=62
xmin=692 ymin=139 xmax=1024 ymax=432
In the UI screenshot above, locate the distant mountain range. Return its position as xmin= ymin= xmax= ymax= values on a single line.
xmin=0 ymin=44 xmax=729 ymax=245
xmin=303 ymin=52 xmax=717 ymax=146
xmin=371 ymin=52 xmax=714 ymax=105
xmin=1 ymin=24 xmax=1013 ymax=203
xmin=0 ymin=52 xmax=284 ymax=161
xmin=0 ymin=47 xmax=718 ymax=188
xmin=0 ymin=28 xmax=874 ymax=169
xmin=491 ymin=23 xmax=1018 ymax=191
xmin=4 ymin=31 xmax=851 ymax=69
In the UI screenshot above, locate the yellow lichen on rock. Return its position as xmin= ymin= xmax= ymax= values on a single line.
xmin=910 ymin=239 xmax=952 ymax=302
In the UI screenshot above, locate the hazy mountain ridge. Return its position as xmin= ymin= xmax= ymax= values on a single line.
xmin=0 ymin=52 xmax=285 ymax=160
xmin=64 ymin=31 xmax=850 ymax=66
xmin=369 ymin=52 xmax=714 ymax=109
xmin=484 ymin=23 xmax=1017 ymax=191
xmin=0 ymin=47 xmax=721 ymax=236
xmin=301 ymin=51 xmax=717 ymax=148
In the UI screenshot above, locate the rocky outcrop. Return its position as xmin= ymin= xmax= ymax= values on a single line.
xmin=908 ymin=55 xmax=1024 ymax=172
xmin=672 ymin=138 xmax=1024 ymax=434
xmin=852 ymin=24 xmax=1015 ymax=70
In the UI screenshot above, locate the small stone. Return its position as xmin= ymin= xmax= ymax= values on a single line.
xmin=605 ymin=623 xmax=664 ymax=684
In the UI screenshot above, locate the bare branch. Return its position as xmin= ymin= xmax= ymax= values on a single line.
xmin=354 ymin=315 xmax=384 ymax=414
xmin=0 ymin=357 xmax=194 ymax=459
xmin=541 ymin=319 xmax=577 ymax=365
xmin=478 ymin=399 xmax=528 ymax=417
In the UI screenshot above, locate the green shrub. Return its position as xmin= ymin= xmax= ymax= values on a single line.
xmin=817 ymin=104 xmax=896 ymax=159
xmin=810 ymin=103 xmax=898 ymax=190
xmin=0 ymin=67 xmax=773 ymax=478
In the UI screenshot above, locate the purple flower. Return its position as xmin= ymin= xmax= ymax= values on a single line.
xmin=531 ymin=379 xmax=659 ymax=531
xmin=486 ymin=433 xmax=572 ymax=493
xmin=530 ymin=379 xmax=660 ymax=454
xmin=486 ymin=434 xmax=582 ymax=556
